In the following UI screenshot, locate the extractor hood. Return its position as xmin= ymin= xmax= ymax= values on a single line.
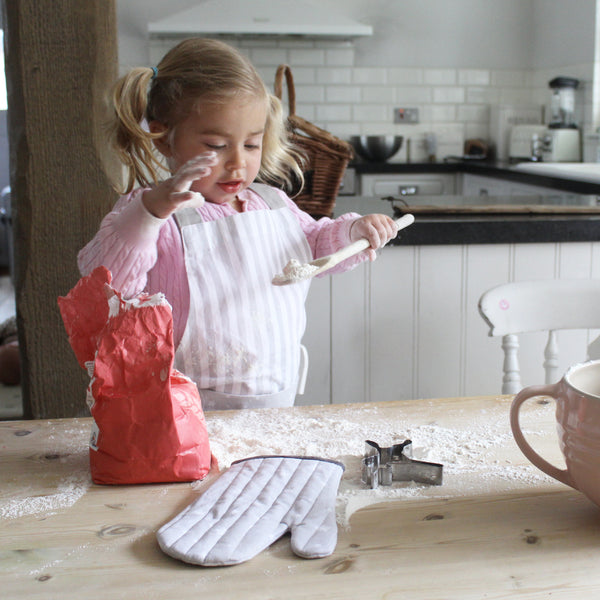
xmin=148 ymin=0 xmax=373 ymax=38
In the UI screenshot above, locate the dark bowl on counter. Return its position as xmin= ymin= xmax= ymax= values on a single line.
xmin=350 ymin=135 xmax=404 ymax=162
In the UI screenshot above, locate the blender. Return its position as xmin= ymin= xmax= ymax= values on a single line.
xmin=548 ymin=76 xmax=579 ymax=129
xmin=541 ymin=76 xmax=581 ymax=161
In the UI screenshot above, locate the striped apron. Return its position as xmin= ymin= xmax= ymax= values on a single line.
xmin=173 ymin=184 xmax=312 ymax=410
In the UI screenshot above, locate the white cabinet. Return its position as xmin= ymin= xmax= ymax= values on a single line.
xmin=359 ymin=173 xmax=456 ymax=197
xmin=300 ymin=241 xmax=600 ymax=406
xmin=460 ymin=173 xmax=586 ymax=202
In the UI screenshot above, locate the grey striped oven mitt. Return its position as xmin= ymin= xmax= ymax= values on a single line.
xmin=157 ymin=455 xmax=344 ymax=566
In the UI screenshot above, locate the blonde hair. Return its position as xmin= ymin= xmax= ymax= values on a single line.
xmin=109 ymin=38 xmax=305 ymax=194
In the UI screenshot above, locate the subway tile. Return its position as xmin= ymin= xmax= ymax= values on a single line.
xmin=422 ymin=104 xmax=457 ymax=122
xmin=325 ymin=48 xmax=355 ymax=66
xmin=499 ymin=88 xmax=536 ymax=104
xmin=432 ymin=122 xmax=466 ymax=144
xmin=395 ymin=86 xmax=433 ymax=103
xmin=288 ymin=48 xmax=326 ymax=66
xmin=149 ymin=38 xmax=595 ymax=143
xmin=251 ymin=48 xmax=288 ymax=66
xmin=352 ymin=104 xmax=389 ymax=122
xmin=257 ymin=66 xmax=279 ymax=87
xmin=284 ymin=67 xmax=317 ymax=85
xmin=491 ymin=70 xmax=530 ymax=87
xmin=457 ymin=104 xmax=490 ymax=123
xmin=353 ymin=68 xmax=387 ymax=85
xmin=327 ymin=86 xmax=362 ymax=103
xmin=433 ymin=87 xmax=465 ymax=103
xmin=316 ymin=67 xmax=353 ymax=84
xmin=316 ymin=104 xmax=352 ymax=121
xmin=465 ymin=122 xmax=491 ymax=141
xmin=466 ymin=86 xmax=498 ymax=104
xmin=314 ymin=39 xmax=354 ymax=50
xmin=423 ymin=69 xmax=457 ymax=85
xmin=326 ymin=122 xmax=360 ymax=138
xmin=458 ymin=69 xmax=491 ymax=86
xmin=281 ymin=38 xmax=317 ymax=49
xmin=238 ymin=37 xmax=277 ymax=47
xmin=296 ymin=85 xmax=326 ymax=103
xmin=294 ymin=103 xmax=316 ymax=120
xmin=387 ymin=68 xmax=424 ymax=85
xmin=361 ymin=86 xmax=396 ymax=103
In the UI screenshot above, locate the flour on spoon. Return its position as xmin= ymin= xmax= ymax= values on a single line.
xmin=272 ymin=259 xmax=319 ymax=285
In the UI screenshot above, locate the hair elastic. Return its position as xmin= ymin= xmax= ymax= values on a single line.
xmin=150 ymin=66 xmax=158 ymax=80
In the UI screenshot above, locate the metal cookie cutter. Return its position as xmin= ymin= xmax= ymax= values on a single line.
xmin=361 ymin=439 xmax=443 ymax=489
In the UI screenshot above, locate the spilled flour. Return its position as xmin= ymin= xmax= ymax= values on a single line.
xmin=2 ymin=401 xmax=555 ymax=528
xmin=202 ymin=402 xmax=556 ymax=528
xmin=1 ymin=423 xmax=92 ymax=520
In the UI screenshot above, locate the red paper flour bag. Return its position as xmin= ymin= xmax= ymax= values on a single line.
xmin=58 ymin=266 xmax=211 ymax=485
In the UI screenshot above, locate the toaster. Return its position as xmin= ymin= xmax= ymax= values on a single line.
xmin=509 ymin=125 xmax=547 ymax=162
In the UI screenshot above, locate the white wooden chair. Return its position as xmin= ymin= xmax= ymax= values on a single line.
xmin=478 ymin=279 xmax=600 ymax=394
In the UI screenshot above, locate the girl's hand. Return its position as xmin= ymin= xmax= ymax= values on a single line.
xmin=142 ymin=153 xmax=218 ymax=219
xmin=349 ymin=214 xmax=399 ymax=260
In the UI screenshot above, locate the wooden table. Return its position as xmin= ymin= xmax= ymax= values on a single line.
xmin=2 ymin=395 xmax=600 ymax=599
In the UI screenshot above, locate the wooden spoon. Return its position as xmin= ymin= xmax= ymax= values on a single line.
xmin=272 ymin=213 xmax=415 ymax=286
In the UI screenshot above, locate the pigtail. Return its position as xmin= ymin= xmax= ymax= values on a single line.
xmin=110 ymin=67 xmax=165 ymax=193
xmin=258 ymin=94 xmax=306 ymax=195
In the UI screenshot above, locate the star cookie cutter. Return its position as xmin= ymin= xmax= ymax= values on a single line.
xmin=361 ymin=439 xmax=443 ymax=489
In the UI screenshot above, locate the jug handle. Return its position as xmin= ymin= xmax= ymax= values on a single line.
xmin=510 ymin=383 xmax=577 ymax=490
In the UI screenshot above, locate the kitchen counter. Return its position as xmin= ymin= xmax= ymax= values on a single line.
xmin=335 ymin=195 xmax=600 ymax=245
xmin=352 ymin=159 xmax=600 ymax=195
xmin=2 ymin=396 xmax=599 ymax=599
xmin=338 ymin=160 xmax=600 ymax=244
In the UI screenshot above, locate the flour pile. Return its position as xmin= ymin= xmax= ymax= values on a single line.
xmin=272 ymin=259 xmax=319 ymax=285
xmin=202 ymin=402 xmax=555 ymax=528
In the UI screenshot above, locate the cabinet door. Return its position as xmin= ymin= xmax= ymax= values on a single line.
xmin=330 ymin=265 xmax=369 ymax=404
xmin=360 ymin=174 xmax=456 ymax=197
xmin=461 ymin=174 xmax=592 ymax=204
xmin=460 ymin=174 xmax=506 ymax=196
xmin=297 ymin=276 xmax=331 ymax=406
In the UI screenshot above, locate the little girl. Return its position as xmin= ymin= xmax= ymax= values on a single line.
xmin=79 ymin=38 xmax=398 ymax=410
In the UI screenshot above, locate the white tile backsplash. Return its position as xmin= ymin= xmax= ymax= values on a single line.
xmin=325 ymin=48 xmax=355 ymax=67
xmin=316 ymin=104 xmax=352 ymax=122
xmin=151 ymin=36 xmax=594 ymax=156
xmin=387 ymin=68 xmax=424 ymax=85
xmin=423 ymin=69 xmax=457 ymax=85
xmin=327 ymin=86 xmax=362 ymax=103
xmin=288 ymin=48 xmax=326 ymax=66
xmin=316 ymin=67 xmax=352 ymax=84
xmin=352 ymin=68 xmax=387 ymax=85
xmin=361 ymin=85 xmax=395 ymax=103
xmin=432 ymin=86 xmax=465 ymax=104
xmin=458 ymin=69 xmax=491 ymax=86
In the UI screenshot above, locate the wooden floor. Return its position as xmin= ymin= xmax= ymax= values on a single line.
xmin=0 ymin=274 xmax=20 ymax=419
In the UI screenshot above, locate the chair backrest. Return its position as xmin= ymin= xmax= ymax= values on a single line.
xmin=478 ymin=279 xmax=600 ymax=394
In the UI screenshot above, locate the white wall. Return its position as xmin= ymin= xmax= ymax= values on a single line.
xmin=532 ymin=0 xmax=597 ymax=68
xmin=118 ymin=0 xmax=537 ymax=69
xmin=119 ymin=0 xmax=600 ymax=155
xmin=335 ymin=0 xmax=534 ymax=69
xmin=530 ymin=0 xmax=598 ymax=141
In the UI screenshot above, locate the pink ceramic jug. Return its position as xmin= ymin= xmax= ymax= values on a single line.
xmin=510 ymin=360 xmax=600 ymax=508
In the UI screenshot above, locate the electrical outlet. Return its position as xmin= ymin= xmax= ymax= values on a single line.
xmin=394 ymin=107 xmax=419 ymax=124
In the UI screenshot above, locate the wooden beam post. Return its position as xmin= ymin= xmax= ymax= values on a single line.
xmin=3 ymin=0 xmax=120 ymax=417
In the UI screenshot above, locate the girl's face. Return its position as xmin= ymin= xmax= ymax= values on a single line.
xmin=152 ymin=96 xmax=268 ymax=205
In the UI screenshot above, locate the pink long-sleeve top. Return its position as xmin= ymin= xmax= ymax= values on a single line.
xmin=78 ymin=185 xmax=366 ymax=348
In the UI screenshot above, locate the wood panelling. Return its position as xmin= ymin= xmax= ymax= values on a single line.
xmin=301 ymin=241 xmax=600 ymax=405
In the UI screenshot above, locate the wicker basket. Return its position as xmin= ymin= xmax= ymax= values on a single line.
xmin=274 ymin=64 xmax=353 ymax=218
